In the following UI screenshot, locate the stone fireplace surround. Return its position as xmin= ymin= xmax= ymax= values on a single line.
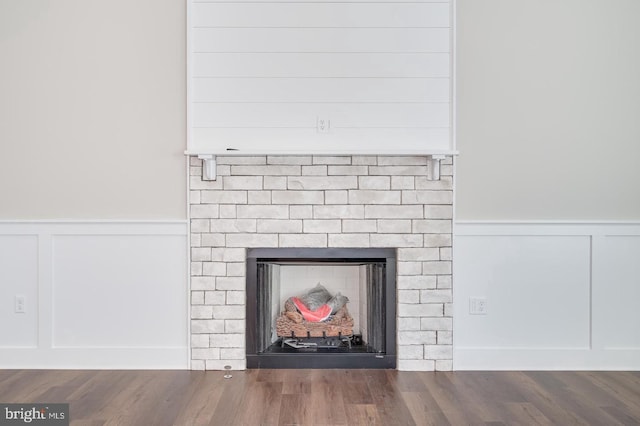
xmin=189 ymin=155 xmax=453 ymax=371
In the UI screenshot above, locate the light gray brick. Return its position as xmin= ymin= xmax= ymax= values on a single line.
xmin=398 ymin=317 xmax=421 ymax=331
xmin=189 ymin=176 xmax=223 ymax=191
xmin=352 ymin=156 xmax=377 ymax=165
xmin=225 ymin=319 xmax=245 ymax=333
xmin=201 ymin=233 xmax=225 ymax=247
xmin=190 ymin=157 xmax=202 ymax=166
xmin=257 ymin=220 xmax=303 ymax=233
xmin=201 ymin=191 xmax=247 ymax=204
xmin=272 ymin=191 xmax=324 ymax=205
xmin=441 ymin=165 xmax=453 ymax=176
xmin=369 ymin=165 xmax=428 ymax=176
xmin=421 ymin=317 xmax=453 ymax=331
xmin=209 ymin=333 xmax=245 ymax=348
xmin=218 ymin=248 xmax=246 ymax=262
xmin=425 ymin=205 xmax=453 ymax=219
xmin=423 ymin=261 xmax=452 ymax=275
xmin=377 ymin=219 xmax=412 ymax=233
xmin=341 ymin=220 xmax=377 ymax=233
xmin=435 ymin=360 xmax=453 ymax=371
xmin=217 ymin=156 xmax=266 ymax=165
xmin=398 ymin=331 xmax=437 ymax=345
xmin=210 ymin=219 xmax=257 ymax=233
xmin=358 ymin=176 xmax=390 ymax=190
xmin=314 ymin=205 xmax=364 ymax=219
xmin=191 ymin=276 xmax=216 ymax=290
xmin=402 ymin=190 xmax=453 ymax=205
xmin=397 ymin=275 xmax=437 ymax=290
xmin=437 ymin=275 xmax=452 ymax=289
xmin=377 ymin=156 xmax=428 ymax=166
xmin=440 ymin=247 xmax=452 ymax=261
xmin=424 ymin=234 xmax=452 ymax=248
xmin=248 ymin=191 xmax=271 ymax=204
xmin=391 ymin=176 xmax=415 ymax=190
xmin=226 ymin=291 xmax=245 ymax=305
xmin=328 ymin=165 xmax=368 ymax=175
xmin=205 ymin=359 xmax=246 ymax=370
xmin=202 ymin=262 xmax=226 ymax=277
xmin=301 ymin=165 xmax=328 ymax=176
xmin=190 ymin=204 xmax=220 ymax=219
xmin=222 ymin=176 xmax=263 ymax=190
xmin=226 ymin=233 xmax=278 ymax=247
xmin=365 ymin=205 xmax=423 ymax=219
xmin=444 ymin=303 xmax=453 ymax=317
xmin=264 ymin=176 xmax=287 ymax=190
xmin=416 ymin=176 xmax=453 ymax=190
xmin=190 ymin=190 xmax=201 ymax=205
xmin=191 ymin=305 xmax=213 ymax=319
xmin=397 ymin=360 xmax=435 ymax=372
xmin=216 ymin=165 xmax=231 ymax=176
xmin=290 ymin=205 xmax=313 ymax=219
xmin=238 ymin=205 xmax=288 ymax=219
xmin=212 ymin=305 xmax=245 ymax=319
xmin=370 ymin=234 xmax=422 ymax=248
xmin=191 ymin=262 xmax=203 ymax=276
xmin=216 ymin=276 xmax=245 ymax=290
xmin=191 ymin=291 xmax=205 ymax=305
xmin=424 ymin=345 xmax=452 ymax=360
xmin=205 ymin=291 xmax=226 ymax=305
xmin=397 ymin=261 xmax=423 ymax=275
xmin=398 ymin=345 xmax=424 ymax=360
xmin=437 ymin=331 xmax=453 ymax=345
xmin=398 ymin=303 xmax=443 ymax=317
xmin=220 ymin=348 xmax=246 ymax=360
xmin=267 ymin=156 xmax=312 ymax=165
xmin=279 ymin=234 xmax=328 ymax=247
xmin=413 ymin=220 xmax=452 ymax=234
xmin=191 ymin=348 xmax=221 ymax=360
xmin=191 ymin=234 xmax=202 ymax=248
xmin=191 ymin=319 xmax=225 ymax=333
xmin=398 ymin=290 xmax=420 ymax=304
xmin=312 ymin=156 xmax=351 ymax=165
xmin=303 ymin=220 xmax=341 ymax=233
xmin=325 ymin=190 xmax=348 ymax=204
xmin=231 ymin=165 xmax=300 ymax=176
xmin=191 ymin=360 xmax=205 ymax=371
xmin=288 ymin=176 xmax=357 ymax=190
xmin=219 ymin=205 xmax=237 ymax=218
xmin=226 ymin=262 xmax=246 ymax=277
xmin=328 ymin=233 xmax=370 ymax=247
xmin=349 ymin=190 xmax=401 ymax=205
xmin=191 ymin=334 xmax=209 ymax=348
xmin=397 ymin=248 xmax=440 ymax=261
xmin=191 ymin=219 xmax=210 ymax=233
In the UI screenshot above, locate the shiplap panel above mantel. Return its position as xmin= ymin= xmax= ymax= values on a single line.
xmin=188 ymin=0 xmax=454 ymax=155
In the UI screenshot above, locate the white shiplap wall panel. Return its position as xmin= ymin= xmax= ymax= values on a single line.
xmin=188 ymin=0 xmax=453 ymax=154
xmin=192 ymin=3 xmax=450 ymax=28
xmin=193 ymin=103 xmax=450 ymax=128
xmin=193 ymin=53 xmax=451 ymax=78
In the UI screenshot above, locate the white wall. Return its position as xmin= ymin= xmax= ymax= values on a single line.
xmin=455 ymin=222 xmax=640 ymax=369
xmin=0 ymin=0 xmax=186 ymax=219
xmin=0 ymin=221 xmax=188 ymax=368
xmin=456 ymin=0 xmax=640 ymax=219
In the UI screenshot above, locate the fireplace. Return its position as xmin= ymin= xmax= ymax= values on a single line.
xmin=246 ymin=248 xmax=396 ymax=368
xmin=189 ymin=155 xmax=454 ymax=371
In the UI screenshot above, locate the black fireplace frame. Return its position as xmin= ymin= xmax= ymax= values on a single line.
xmin=246 ymin=247 xmax=397 ymax=369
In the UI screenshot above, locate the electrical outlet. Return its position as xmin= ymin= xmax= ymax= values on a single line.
xmin=316 ymin=117 xmax=330 ymax=133
xmin=469 ymin=297 xmax=487 ymax=315
xmin=15 ymin=295 xmax=26 ymax=313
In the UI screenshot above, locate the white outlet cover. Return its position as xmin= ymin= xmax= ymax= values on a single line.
xmin=469 ymin=297 xmax=487 ymax=315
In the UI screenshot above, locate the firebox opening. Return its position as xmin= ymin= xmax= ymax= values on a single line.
xmin=246 ymin=248 xmax=396 ymax=369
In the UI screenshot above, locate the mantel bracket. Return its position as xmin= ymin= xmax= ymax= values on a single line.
xmin=428 ymin=155 xmax=446 ymax=181
xmin=198 ymin=155 xmax=217 ymax=181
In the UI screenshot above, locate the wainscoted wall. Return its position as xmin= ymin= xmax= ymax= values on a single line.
xmin=454 ymin=222 xmax=640 ymax=370
xmin=0 ymin=221 xmax=189 ymax=369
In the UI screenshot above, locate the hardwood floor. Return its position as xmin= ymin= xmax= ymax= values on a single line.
xmin=1 ymin=369 xmax=639 ymax=425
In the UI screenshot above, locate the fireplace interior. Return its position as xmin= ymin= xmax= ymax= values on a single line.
xmin=246 ymin=248 xmax=396 ymax=368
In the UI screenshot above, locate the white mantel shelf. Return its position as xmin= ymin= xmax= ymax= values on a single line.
xmin=185 ymin=150 xmax=458 ymax=181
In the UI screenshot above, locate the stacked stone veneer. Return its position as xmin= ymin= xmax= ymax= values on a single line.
xmin=189 ymin=155 xmax=454 ymax=371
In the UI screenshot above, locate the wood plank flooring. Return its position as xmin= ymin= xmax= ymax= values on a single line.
xmin=1 ymin=369 xmax=639 ymax=425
